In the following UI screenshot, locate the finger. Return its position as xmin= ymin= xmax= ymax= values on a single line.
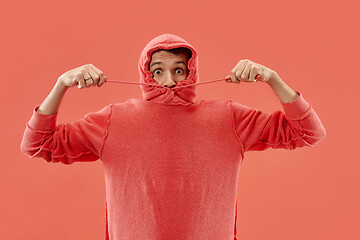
xmin=76 ymin=72 xmax=86 ymax=89
xmin=236 ymin=60 xmax=248 ymax=83
xmin=233 ymin=70 xmax=240 ymax=83
xmin=85 ymin=78 xmax=94 ymax=87
xmin=83 ymin=72 xmax=94 ymax=87
xmin=230 ymin=71 xmax=238 ymax=83
xmin=249 ymin=66 xmax=259 ymax=82
xmin=72 ymin=79 xmax=78 ymax=87
xmin=240 ymin=62 xmax=251 ymax=82
xmin=231 ymin=61 xmax=244 ymax=84
xmin=225 ymin=75 xmax=232 ymax=83
xmin=88 ymin=64 xmax=107 ymax=86
xmin=86 ymin=67 xmax=100 ymax=87
xmin=234 ymin=59 xmax=250 ymax=83
xmin=235 ymin=66 xmax=246 ymax=83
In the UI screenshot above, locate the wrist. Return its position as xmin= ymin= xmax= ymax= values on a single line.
xmin=266 ymin=71 xmax=282 ymax=86
xmin=55 ymin=78 xmax=69 ymax=92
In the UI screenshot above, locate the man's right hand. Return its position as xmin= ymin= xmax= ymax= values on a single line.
xmin=35 ymin=64 xmax=108 ymax=115
xmin=57 ymin=64 xmax=108 ymax=89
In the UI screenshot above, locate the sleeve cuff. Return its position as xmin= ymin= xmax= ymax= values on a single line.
xmin=281 ymin=91 xmax=311 ymax=120
xmin=27 ymin=105 xmax=58 ymax=131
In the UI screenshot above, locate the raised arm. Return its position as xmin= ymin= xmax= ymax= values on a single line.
xmin=20 ymin=64 xmax=111 ymax=164
xmin=226 ymin=59 xmax=326 ymax=153
xmin=36 ymin=63 xmax=107 ymax=115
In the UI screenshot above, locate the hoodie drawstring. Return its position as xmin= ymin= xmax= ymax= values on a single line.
xmin=104 ymin=75 xmax=263 ymax=90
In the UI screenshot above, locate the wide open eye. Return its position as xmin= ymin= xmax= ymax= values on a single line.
xmin=176 ymin=69 xmax=183 ymax=74
xmin=154 ymin=69 xmax=161 ymax=75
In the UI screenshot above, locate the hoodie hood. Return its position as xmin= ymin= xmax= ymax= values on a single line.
xmin=138 ymin=33 xmax=199 ymax=106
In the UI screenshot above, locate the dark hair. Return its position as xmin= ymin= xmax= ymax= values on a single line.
xmin=166 ymin=47 xmax=192 ymax=61
xmin=151 ymin=47 xmax=192 ymax=62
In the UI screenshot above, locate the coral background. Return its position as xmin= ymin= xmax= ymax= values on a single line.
xmin=1 ymin=0 xmax=358 ymax=239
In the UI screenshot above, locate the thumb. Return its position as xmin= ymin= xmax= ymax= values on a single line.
xmin=225 ymin=75 xmax=232 ymax=83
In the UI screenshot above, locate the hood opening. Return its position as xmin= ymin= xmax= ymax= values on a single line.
xmin=147 ymin=47 xmax=192 ymax=73
xmin=138 ymin=33 xmax=199 ymax=106
xmin=147 ymin=47 xmax=192 ymax=88
xmin=144 ymin=45 xmax=196 ymax=86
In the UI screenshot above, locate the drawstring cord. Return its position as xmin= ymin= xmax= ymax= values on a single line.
xmin=104 ymin=75 xmax=263 ymax=90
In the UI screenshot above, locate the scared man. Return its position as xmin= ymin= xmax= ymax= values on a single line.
xmin=20 ymin=33 xmax=326 ymax=240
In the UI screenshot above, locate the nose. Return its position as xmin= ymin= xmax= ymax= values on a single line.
xmin=163 ymin=72 xmax=176 ymax=88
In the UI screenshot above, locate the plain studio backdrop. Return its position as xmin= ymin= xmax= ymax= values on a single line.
xmin=0 ymin=0 xmax=358 ymax=239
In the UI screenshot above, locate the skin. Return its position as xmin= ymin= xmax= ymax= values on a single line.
xmin=149 ymin=50 xmax=189 ymax=88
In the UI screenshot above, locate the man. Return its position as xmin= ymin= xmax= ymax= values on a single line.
xmin=20 ymin=33 xmax=326 ymax=240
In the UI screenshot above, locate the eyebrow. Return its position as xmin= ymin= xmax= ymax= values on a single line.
xmin=150 ymin=61 xmax=186 ymax=68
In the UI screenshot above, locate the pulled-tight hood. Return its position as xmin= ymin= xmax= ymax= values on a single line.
xmin=137 ymin=33 xmax=199 ymax=106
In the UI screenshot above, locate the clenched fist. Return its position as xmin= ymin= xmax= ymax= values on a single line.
xmin=57 ymin=64 xmax=108 ymax=89
xmin=226 ymin=59 xmax=276 ymax=84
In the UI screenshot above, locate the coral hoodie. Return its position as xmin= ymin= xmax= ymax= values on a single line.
xmin=20 ymin=33 xmax=326 ymax=240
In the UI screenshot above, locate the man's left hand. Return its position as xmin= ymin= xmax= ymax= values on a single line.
xmin=226 ymin=59 xmax=277 ymax=84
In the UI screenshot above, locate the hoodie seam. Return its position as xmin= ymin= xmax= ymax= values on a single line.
xmin=99 ymin=104 xmax=113 ymax=160
xmin=228 ymin=100 xmax=245 ymax=161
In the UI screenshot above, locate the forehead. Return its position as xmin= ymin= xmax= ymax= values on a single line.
xmin=150 ymin=50 xmax=188 ymax=62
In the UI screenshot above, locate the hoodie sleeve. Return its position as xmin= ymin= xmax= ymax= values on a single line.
xmin=229 ymin=91 xmax=326 ymax=152
xmin=20 ymin=104 xmax=112 ymax=164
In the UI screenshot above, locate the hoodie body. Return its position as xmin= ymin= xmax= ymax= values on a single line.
xmin=20 ymin=33 xmax=326 ymax=240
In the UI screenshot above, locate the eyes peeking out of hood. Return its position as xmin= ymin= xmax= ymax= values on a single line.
xmin=149 ymin=47 xmax=192 ymax=74
xmin=137 ymin=33 xmax=200 ymax=106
